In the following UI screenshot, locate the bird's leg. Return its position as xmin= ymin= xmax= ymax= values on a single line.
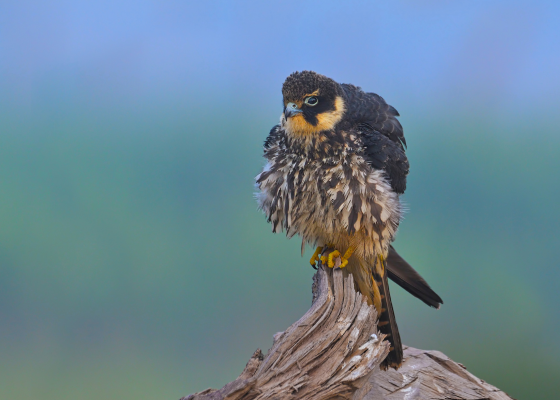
xmin=327 ymin=246 xmax=355 ymax=269
xmin=309 ymin=246 xmax=323 ymax=268
xmin=320 ymin=244 xmax=334 ymax=265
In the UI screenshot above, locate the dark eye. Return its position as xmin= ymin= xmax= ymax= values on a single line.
xmin=305 ymin=96 xmax=318 ymax=106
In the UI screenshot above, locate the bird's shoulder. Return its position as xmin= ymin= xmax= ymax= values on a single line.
xmin=340 ymin=83 xmax=406 ymax=150
xmin=263 ymin=124 xmax=283 ymax=151
xmin=356 ymin=126 xmax=409 ymax=194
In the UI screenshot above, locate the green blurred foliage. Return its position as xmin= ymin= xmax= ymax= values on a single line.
xmin=0 ymin=102 xmax=559 ymax=400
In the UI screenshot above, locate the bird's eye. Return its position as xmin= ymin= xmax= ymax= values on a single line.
xmin=304 ymin=96 xmax=318 ymax=106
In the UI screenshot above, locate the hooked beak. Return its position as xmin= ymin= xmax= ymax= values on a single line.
xmin=284 ymin=102 xmax=302 ymax=119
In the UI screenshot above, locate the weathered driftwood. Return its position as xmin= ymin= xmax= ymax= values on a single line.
xmin=363 ymin=346 xmax=514 ymax=400
xmin=182 ymin=255 xmax=514 ymax=400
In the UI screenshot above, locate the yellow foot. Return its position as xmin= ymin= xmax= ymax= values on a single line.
xmin=309 ymin=246 xmax=323 ymax=267
xmin=327 ymin=246 xmax=355 ymax=269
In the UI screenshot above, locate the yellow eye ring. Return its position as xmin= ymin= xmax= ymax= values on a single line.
xmin=304 ymin=96 xmax=319 ymax=106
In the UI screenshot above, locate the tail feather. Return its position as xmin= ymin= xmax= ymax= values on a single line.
xmin=372 ymin=258 xmax=403 ymax=370
xmin=386 ymin=245 xmax=443 ymax=309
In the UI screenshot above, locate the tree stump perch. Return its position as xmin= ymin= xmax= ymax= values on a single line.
xmin=182 ymin=257 xmax=514 ymax=400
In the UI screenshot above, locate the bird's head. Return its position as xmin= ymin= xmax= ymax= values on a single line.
xmin=281 ymin=71 xmax=346 ymax=136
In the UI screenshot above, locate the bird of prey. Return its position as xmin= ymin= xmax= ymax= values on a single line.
xmin=255 ymin=71 xmax=442 ymax=370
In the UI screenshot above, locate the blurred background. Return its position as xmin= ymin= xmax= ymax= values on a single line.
xmin=1 ymin=1 xmax=559 ymax=399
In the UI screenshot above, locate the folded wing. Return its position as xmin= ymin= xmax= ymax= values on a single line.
xmin=386 ymin=246 xmax=443 ymax=309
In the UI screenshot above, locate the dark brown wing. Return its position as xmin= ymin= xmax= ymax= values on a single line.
xmin=386 ymin=245 xmax=443 ymax=309
xmin=340 ymin=84 xmax=409 ymax=194
xmin=360 ymin=131 xmax=409 ymax=194
xmin=341 ymin=83 xmax=406 ymax=149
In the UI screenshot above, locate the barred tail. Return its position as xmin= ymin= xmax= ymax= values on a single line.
xmin=372 ymin=258 xmax=403 ymax=370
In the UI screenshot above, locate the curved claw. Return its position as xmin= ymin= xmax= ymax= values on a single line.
xmin=309 ymin=246 xmax=323 ymax=267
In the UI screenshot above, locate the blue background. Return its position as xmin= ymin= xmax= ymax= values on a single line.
xmin=1 ymin=1 xmax=559 ymax=399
